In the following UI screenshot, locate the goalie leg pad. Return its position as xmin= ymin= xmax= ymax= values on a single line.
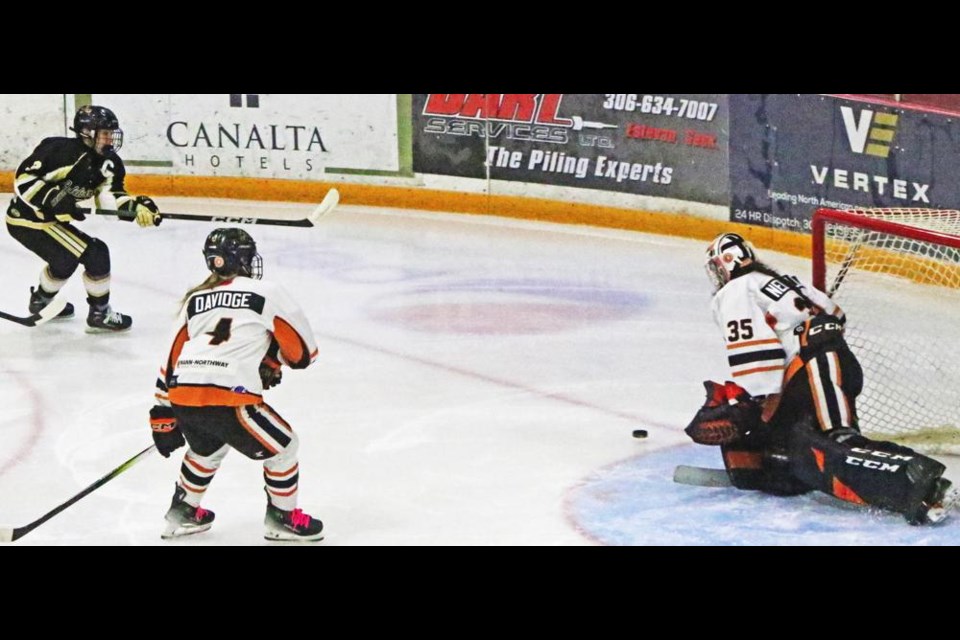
xmin=787 ymin=424 xmax=947 ymax=521
xmin=720 ymin=438 xmax=765 ymax=489
xmin=719 ymin=430 xmax=811 ymax=496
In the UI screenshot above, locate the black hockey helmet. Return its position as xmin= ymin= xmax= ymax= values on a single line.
xmin=705 ymin=232 xmax=756 ymax=291
xmin=203 ymin=228 xmax=263 ymax=279
xmin=71 ymin=105 xmax=123 ymax=154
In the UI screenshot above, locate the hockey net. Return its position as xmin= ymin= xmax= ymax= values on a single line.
xmin=812 ymin=208 xmax=960 ymax=454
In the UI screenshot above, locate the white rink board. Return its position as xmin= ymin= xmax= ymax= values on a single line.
xmin=82 ymin=94 xmax=399 ymax=179
xmin=0 ymin=94 xmax=727 ymax=222
xmin=0 ymin=95 xmax=66 ymax=169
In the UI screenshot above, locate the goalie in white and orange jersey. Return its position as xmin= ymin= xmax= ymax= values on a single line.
xmin=685 ymin=232 xmax=956 ymax=525
xmin=149 ymin=227 xmax=324 ymax=541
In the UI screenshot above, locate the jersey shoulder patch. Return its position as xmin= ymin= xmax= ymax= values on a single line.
xmin=760 ymin=275 xmax=801 ymax=301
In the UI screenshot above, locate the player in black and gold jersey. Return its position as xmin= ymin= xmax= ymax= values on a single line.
xmin=5 ymin=105 xmax=162 ymax=332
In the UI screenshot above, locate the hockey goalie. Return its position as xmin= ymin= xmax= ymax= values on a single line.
xmin=684 ymin=232 xmax=957 ymax=525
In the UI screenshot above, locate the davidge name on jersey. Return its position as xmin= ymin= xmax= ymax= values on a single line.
xmin=188 ymin=291 xmax=266 ymax=318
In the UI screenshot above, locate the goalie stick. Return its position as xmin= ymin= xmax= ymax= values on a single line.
xmin=673 ymin=465 xmax=875 ymax=512
xmin=0 ymin=444 xmax=156 ymax=543
xmin=88 ymin=188 xmax=341 ymax=228
xmin=673 ymin=465 xmax=733 ymax=487
xmin=827 ymin=227 xmax=866 ymax=298
xmin=0 ymin=295 xmax=69 ymax=327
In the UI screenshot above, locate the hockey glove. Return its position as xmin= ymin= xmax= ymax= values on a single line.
xmin=795 ymin=313 xmax=846 ymax=360
xmin=120 ymin=195 xmax=162 ymax=227
xmin=150 ymin=405 xmax=185 ymax=458
xmin=48 ymin=187 xmax=84 ymax=222
xmin=259 ymin=355 xmax=283 ymax=389
xmin=684 ymin=380 xmax=761 ymax=445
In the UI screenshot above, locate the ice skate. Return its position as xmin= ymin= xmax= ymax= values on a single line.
xmin=29 ymin=286 xmax=73 ymax=319
xmin=161 ymin=484 xmax=215 ymax=539
xmin=86 ymin=304 xmax=132 ymax=333
xmin=264 ymin=490 xmax=323 ymax=542
xmin=909 ymin=478 xmax=957 ymax=525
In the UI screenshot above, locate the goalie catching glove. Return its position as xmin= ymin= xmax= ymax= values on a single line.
xmin=119 ymin=195 xmax=162 ymax=227
xmin=684 ymin=380 xmax=761 ymax=445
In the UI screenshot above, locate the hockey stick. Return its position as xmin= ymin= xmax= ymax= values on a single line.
xmin=87 ymin=188 xmax=340 ymax=228
xmin=0 ymin=443 xmax=156 ymax=543
xmin=673 ymin=465 xmax=733 ymax=487
xmin=0 ymin=296 xmax=68 ymax=327
xmin=828 ymin=228 xmax=866 ymax=298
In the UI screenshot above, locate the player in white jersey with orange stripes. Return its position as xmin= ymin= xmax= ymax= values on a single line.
xmin=709 ymin=242 xmax=841 ymax=401
xmin=684 ymin=232 xmax=955 ymax=525
xmin=148 ymin=227 xmax=324 ymax=541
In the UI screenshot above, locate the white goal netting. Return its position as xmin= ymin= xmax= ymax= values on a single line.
xmin=815 ymin=208 xmax=960 ymax=454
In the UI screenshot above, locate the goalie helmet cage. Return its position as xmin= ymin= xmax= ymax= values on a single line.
xmin=812 ymin=207 xmax=960 ymax=455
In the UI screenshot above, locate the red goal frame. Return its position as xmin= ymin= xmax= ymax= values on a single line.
xmin=811 ymin=208 xmax=960 ymax=290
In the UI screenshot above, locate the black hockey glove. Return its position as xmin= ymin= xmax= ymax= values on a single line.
xmin=795 ymin=313 xmax=846 ymax=360
xmin=259 ymin=355 xmax=283 ymax=389
xmin=150 ymin=405 xmax=185 ymax=458
xmin=259 ymin=337 xmax=283 ymax=389
xmin=685 ymin=380 xmax=761 ymax=445
xmin=48 ymin=187 xmax=84 ymax=222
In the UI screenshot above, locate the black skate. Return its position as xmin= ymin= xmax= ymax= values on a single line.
xmin=86 ymin=304 xmax=132 ymax=333
xmin=161 ymin=484 xmax=215 ymax=539
xmin=264 ymin=491 xmax=324 ymax=542
xmin=29 ymin=287 xmax=74 ymax=320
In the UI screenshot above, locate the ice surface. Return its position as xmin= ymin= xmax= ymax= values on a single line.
xmin=0 ymin=195 xmax=957 ymax=545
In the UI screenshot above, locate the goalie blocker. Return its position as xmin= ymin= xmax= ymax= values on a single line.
xmin=684 ymin=379 xmax=954 ymax=524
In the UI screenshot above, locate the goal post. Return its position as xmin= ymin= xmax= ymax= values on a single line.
xmin=812 ymin=207 xmax=960 ymax=454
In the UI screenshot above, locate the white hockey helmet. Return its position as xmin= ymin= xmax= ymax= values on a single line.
xmin=705 ymin=232 xmax=756 ymax=291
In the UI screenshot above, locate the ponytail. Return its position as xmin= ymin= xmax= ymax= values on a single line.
xmin=180 ymin=274 xmax=229 ymax=311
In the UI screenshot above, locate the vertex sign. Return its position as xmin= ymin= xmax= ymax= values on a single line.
xmin=840 ymin=106 xmax=898 ymax=158
xmin=727 ymin=94 xmax=953 ymax=230
xmin=808 ymin=104 xmax=930 ymax=203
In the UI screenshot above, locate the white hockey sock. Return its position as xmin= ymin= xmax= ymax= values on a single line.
xmin=264 ymin=437 xmax=300 ymax=511
xmin=38 ymin=266 xmax=68 ymax=295
xmin=82 ymin=271 xmax=110 ymax=299
xmin=178 ymin=445 xmax=229 ymax=506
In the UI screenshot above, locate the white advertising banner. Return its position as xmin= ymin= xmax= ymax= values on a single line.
xmin=0 ymin=95 xmax=68 ymax=171
xmin=84 ymin=94 xmax=399 ymax=179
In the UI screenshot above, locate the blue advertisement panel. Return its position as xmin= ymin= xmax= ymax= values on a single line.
xmin=729 ymin=93 xmax=957 ymax=232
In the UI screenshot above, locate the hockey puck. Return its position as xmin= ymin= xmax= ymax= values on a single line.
xmin=632 ymin=429 xmax=648 ymax=439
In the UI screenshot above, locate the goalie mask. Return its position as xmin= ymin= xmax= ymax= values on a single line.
xmin=71 ymin=105 xmax=123 ymax=154
xmin=203 ymin=228 xmax=263 ymax=279
xmin=705 ymin=232 xmax=756 ymax=291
